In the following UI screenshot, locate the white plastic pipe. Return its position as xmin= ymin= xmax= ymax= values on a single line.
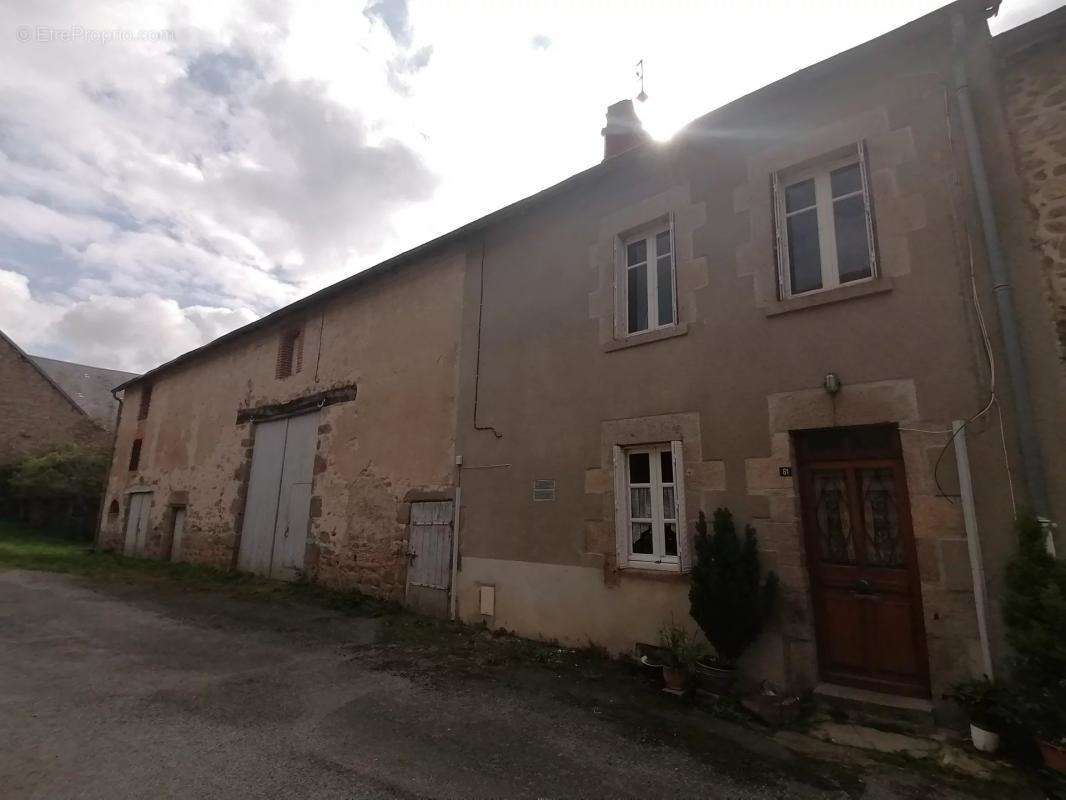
xmin=953 ymin=419 xmax=994 ymax=679
xmin=449 ymin=482 xmax=461 ymax=621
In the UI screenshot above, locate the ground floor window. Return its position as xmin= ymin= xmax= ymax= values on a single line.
xmin=615 ymin=442 xmax=685 ymax=570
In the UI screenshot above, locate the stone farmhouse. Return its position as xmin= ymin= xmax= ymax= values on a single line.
xmin=98 ymin=1 xmax=1066 ymax=712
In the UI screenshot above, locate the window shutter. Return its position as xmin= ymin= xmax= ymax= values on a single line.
xmin=770 ymin=172 xmax=786 ymax=301
xmin=614 ymin=236 xmax=625 ymax=339
xmin=613 ymin=445 xmax=628 ymax=570
xmin=858 ymin=139 xmax=880 ymax=279
xmin=671 ymin=440 xmax=691 ymax=573
xmin=668 ymin=210 xmax=679 ymax=323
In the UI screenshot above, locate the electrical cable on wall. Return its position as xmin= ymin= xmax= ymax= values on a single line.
xmin=472 ymin=238 xmax=503 ymax=439
xmin=897 ymin=85 xmax=1013 ymax=513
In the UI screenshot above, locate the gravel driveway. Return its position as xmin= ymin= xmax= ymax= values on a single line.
xmin=0 ymin=569 xmax=1014 ymax=799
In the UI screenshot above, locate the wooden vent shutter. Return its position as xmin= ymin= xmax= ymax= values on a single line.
xmin=276 ymin=328 xmax=303 ymax=379
xmin=128 ymin=438 xmax=143 ymax=471
xmin=137 ymin=384 xmax=152 ymax=420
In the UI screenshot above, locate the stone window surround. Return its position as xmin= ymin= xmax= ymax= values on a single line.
xmin=588 ymin=185 xmax=708 ymax=351
xmin=582 ymin=412 xmax=726 ymax=581
xmin=733 ymin=106 xmax=927 ymax=316
xmin=744 ymin=377 xmax=980 ymax=696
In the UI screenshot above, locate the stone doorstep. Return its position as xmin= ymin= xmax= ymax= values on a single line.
xmin=803 ymin=686 xmax=1024 ymax=781
xmin=813 ymin=682 xmax=938 ymax=734
xmin=810 ymin=721 xmax=941 ymax=758
xmin=798 ymin=722 xmax=1001 ymax=781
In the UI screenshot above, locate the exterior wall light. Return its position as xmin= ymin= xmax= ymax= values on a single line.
xmin=823 ymin=372 xmax=842 ymax=395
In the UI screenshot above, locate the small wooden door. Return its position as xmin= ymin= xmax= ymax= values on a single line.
xmin=405 ymin=501 xmax=453 ymax=618
xmin=123 ymin=492 xmax=152 ymax=557
xmin=237 ymin=412 xmax=318 ymax=581
xmin=796 ymin=425 xmax=930 ymax=698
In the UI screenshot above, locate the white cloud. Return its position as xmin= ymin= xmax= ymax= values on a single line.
xmin=0 ymin=269 xmax=64 ymax=346
xmin=51 ymin=294 xmax=259 ymax=373
xmin=0 ymin=268 xmax=257 ymax=371
xmin=0 ymin=195 xmax=115 ymax=247
xmin=0 ymin=0 xmax=436 ymax=372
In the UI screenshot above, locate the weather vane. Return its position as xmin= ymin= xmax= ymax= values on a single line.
xmin=636 ymin=59 xmax=648 ymax=103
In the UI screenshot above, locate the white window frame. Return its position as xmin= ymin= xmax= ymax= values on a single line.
xmin=612 ymin=441 xmax=688 ymax=572
xmin=773 ymin=143 xmax=877 ymax=299
xmin=622 ymin=220 xmax=677 ymax=336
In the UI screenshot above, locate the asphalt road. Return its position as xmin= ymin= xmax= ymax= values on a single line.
xmin=0 ymin=570 xmax=1002 ymax=799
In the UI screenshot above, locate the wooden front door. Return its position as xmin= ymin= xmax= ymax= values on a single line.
xmin=795 ymin=425 xmax=930 ymax=697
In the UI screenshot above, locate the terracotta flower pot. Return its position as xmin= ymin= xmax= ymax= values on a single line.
xmin=662 ymin=666 xmax=687 ymax=692
xmin=1038 ymin=739 xmax=1066 ymax=773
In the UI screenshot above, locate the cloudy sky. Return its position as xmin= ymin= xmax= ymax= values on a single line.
xmin=0 ymin=0 xmax=1058 ymax=372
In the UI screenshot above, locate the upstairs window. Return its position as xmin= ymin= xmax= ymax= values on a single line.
xmin=624 ymin=225 xmax=676 ymax=335
xmin=276 ymin=328 xmax=304 ymax=380
xmin=128 ymin=438 xmax=143 ymax=471
xmin=137 ymin=383 xmax=152 ymax=420
xmin=774 ymin=144 xmax=877 ymax=298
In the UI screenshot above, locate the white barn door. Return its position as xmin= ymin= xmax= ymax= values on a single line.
xmin=238 ymin=418 xmax=287 ymax=575
xmin=123 ymin=492 xmax=152 ymax=557
xmin=238 ymin=412 xmax=318 ymax=581
xmin=269 ymin=412 xmax=317 ymax=580
xmin=406 ymin=501 xmax=453 ymax=617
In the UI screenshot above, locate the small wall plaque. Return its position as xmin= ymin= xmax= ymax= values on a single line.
xmin=779 ymin=466 xmax=792 ymax=477
xmin=532 ymin=479 xmax=556 ymax=502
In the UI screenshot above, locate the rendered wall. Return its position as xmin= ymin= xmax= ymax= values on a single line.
xmin=452 ymin=5 xmax=1023 ymax=702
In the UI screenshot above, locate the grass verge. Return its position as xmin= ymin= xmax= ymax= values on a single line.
xmin=0 ymin=519 xmax=391 ymax=615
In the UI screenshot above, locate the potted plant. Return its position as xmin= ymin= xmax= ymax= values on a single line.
xmin=1002 ymin=512 xmax=1066 ymax=772
xmin=944 ymin=678 xmax=1016 ymax=754
xmin=645 ymin=623 xmax=705 ymax=693
xmin=688 ymin=508 xmax=778 ymax=693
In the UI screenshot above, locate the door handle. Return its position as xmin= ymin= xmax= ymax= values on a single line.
xmin=853 ymin=578 xmax=880 ymax=600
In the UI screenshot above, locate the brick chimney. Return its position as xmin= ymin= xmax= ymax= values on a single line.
xmin=601 ymin=99 xmax=648 ymax=159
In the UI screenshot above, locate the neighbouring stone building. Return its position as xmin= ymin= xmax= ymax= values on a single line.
xmin=997 ymin=5 xmax=1066 ymax=357
xmin=0 ymin=329 xmax=128 ymax=465
xmin=100 ymin=0 xmax=1065 ymax=715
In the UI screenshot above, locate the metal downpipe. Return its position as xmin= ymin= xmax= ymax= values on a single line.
xmin=950 ymin=11 xmax=1050 ymax=518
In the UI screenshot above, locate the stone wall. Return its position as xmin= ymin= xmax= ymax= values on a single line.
xmin=999 ymin=11 xmax=1066 ymax=358
xmin=99 ymin=251 xmax=466 ymax=602
xmin=0 ymin=334 xmax=110 ymax=466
